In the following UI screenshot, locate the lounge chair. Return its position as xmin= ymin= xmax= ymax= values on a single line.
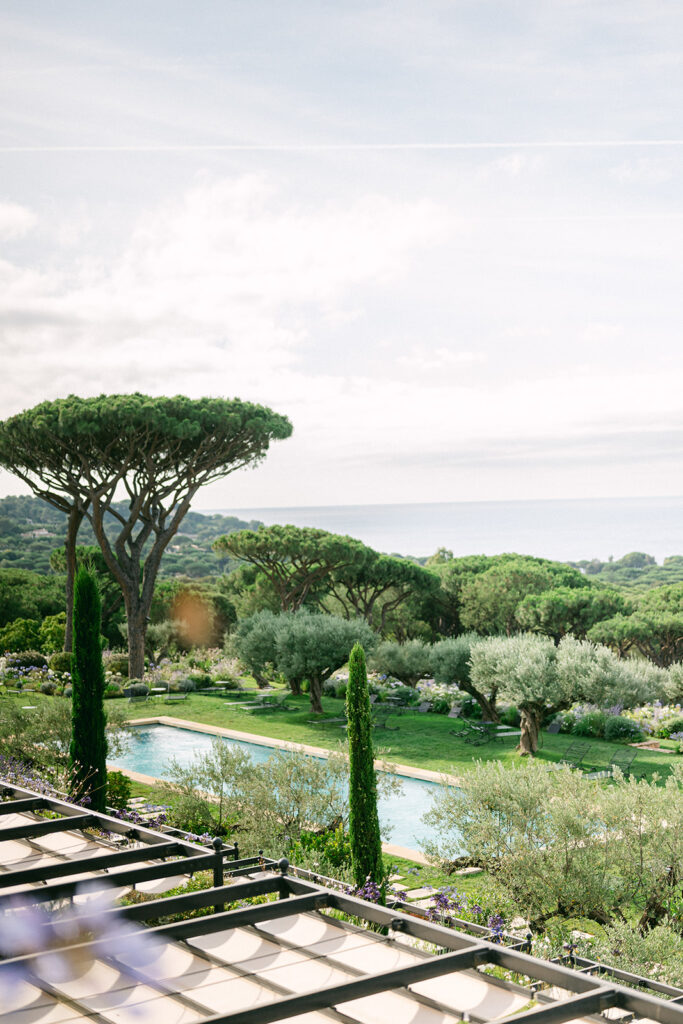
xmin=584 ymin=747 xmax=638 ymax=780
xmin=447 ymin=704 xmax=463 ymax=720
xmin=416 ymin=702 xmax=432 ymax=713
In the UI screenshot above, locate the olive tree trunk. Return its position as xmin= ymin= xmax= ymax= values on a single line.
xmin=519 ymin=706 xmax=543 ymax=756
xmin=309 ymin=675 xmax=323 ymax=714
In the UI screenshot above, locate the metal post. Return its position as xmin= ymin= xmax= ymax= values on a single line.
xmin=212 ymin=837 xmax=224 ymax=912
xmin=279 ymin=857 xmax=290 ymax=897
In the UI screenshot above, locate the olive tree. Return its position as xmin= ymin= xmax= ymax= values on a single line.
xmin=470 ymin=634 xmax=560 ymax=754
xmin=274 ymin=611 xmax=376 ymax=713
xmin=0 ymin=395 xmax=292 ymax=677
xmin=430 ymin=634 xmax=498 ymax=720
xmin=371 ymin=638 xmax=432 ymax=687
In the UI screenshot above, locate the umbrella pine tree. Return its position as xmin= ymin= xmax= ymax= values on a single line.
xmin=346 ymin=642 xmax=385 ymax=891
xmin=69 ymin=566 xmax=107 ymax=811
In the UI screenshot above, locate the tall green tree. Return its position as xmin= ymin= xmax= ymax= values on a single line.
xmin=69 ymin=566 xmax=107 ymax=811
xmin=327 ymin=553 xmax=439 ymax=634
xmin=0 ymin=395 xmax=292 ymax=677
xmin=214 ymin=525 xmax=369 ymax=612
xmin=346 ymin=643 xmax=385 ymax=891
xmin=516 ymin=586 xmax=630 ymax=642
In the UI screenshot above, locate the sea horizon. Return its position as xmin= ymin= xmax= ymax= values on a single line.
xmin=199 ymin=494 xmax=683 ymax=564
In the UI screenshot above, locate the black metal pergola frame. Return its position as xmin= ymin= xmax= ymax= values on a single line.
xmin=3 ymin=847 xmax=683 ymax=1024
xmin=0 ymin=781 xmax=261 ymax=903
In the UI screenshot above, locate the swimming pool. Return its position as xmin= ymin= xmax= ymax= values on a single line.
xmin=112 ymin=724 xmax=456 ymax=852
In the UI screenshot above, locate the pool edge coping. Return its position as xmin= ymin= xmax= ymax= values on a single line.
xmin=126 ymin=715 xmax=463 ymax=787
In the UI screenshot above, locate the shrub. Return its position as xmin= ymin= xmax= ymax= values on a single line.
xmin=0 ymin=619 xmax=41 ymax=653
xmin=104 ymin=683 xmax=123 ymax=699
xmin=63 ymin=684 xmax=72 ymax=697
xmin=106 ymin=770 xmax=132 ymax=810
xmin=301 ymin=679 xmax=310 ymax=693
xmin=334 ymin=681 xmax=347 ymax=700
xmin=48 ymin=651 xmax=73 ymax=673
xmin=105 ymin=654 xmax=129 ymax=677
xmin=573 ymin=710 xmax=607 ymax=738
xmin=290 ymin=823 xmax=352 ymax=870
xmin=500 ymin=705 xmax=521 ymax=727
xmin=390 ymin=684 xmax=419 ymax=706
xmin=7 ymin=650 xmax=48 ymax=670
xmin=460 ymin=694 xmax=483 ymax=719
xmin=125 ymin=683 xmax=149 ymax=697
xmin=604 ymin=716 xmax=644 ymax=743
xmin=38 ymin=613 xmax=66 ymax=654
xmin=189 ymin=671 xmax=211 ymax=687
xmin=431 ymin=697 xmax=450 ymax=715
xmin=178 ymin=678 xmax=196 ymax=693
xmin=40 ymin=681 xmax=57 ymax=695
xmin=656 ymin=715 xmax=683 ymax=739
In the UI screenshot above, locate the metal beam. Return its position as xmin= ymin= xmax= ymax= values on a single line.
xmin=0 ymin=813 xmax=96 ymax=841
xmin=196 ymin=944 xmax=489 ymax=1024
xmin=0 ymin=839 xmax=182 ymax=887
xmin=496 ymin=988 xmax=618 ymax=1024
xmin=154 ymin=890 xmax=328 ymax=941
xmin=0 ymin=796 xmax=49 ymax=815
xmin=1 ymin=782 xmax=222 ymax=855
xmin=12 ymin=853 xmax=217 ymax=906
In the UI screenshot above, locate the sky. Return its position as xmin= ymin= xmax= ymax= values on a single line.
xmin=1 ymin=0 xmax=682 ymax=510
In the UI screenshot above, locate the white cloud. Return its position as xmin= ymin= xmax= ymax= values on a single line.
xmin=0 ymin=174 xmax=451 ymax=415
xmin=610 ymin=158 xmax=673 ymax=185
xmin=0 ymin=201 xmax=37 ymax=239
xmin=397 ymin=347 xmax=487 ymax=372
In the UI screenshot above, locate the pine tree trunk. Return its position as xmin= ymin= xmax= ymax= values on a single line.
xmin=127 ymin=611 xmax=147 ymax=680
xmin=69 ymin=567 xmax=107 ymax=812
xmin=63 ymin=507 xmax=83 ymax=653
xmin=346 ymin=643 xmax=385 ymax=892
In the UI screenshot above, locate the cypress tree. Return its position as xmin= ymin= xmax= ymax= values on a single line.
xmin=69 ymin=566 xmax=108 ymax=811
xmin=346 ymin=642 xmax=385 ymax=891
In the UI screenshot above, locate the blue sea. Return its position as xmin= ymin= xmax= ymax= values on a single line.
xmin=207 ymin=496 xmax=683 ymax=563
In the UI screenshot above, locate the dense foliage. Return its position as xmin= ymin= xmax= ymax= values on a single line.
xmin=346 ymin=643 xmax=385 ymax=889
xmin=424 ymin=760 xmax=683 ymax=935
xmin=69 ymin=567 xmax=108 ymax=811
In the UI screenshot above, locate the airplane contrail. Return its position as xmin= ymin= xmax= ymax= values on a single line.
xmin=1 ymin=139 xmax=683 ymax=153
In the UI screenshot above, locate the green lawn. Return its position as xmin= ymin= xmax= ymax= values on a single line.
xmin=124 ymin=688 xmax=679 ymax=781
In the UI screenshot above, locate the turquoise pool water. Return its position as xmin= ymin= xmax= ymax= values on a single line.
xmin=113 ymin=724 xmax=450 ymax=852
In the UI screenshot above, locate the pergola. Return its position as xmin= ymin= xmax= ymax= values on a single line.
xmin=2 ymin=782 xmax=683 ymax=1024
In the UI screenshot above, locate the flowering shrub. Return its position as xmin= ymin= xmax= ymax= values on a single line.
xmin=416 ymin=679 xmax=462 ymax=708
